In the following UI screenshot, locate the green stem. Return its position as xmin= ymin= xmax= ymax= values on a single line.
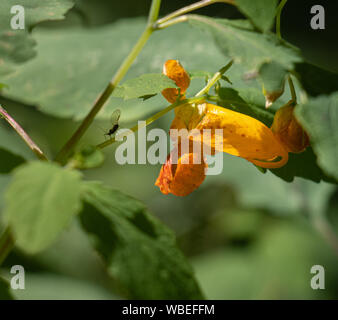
xmin=276 ymin=0 xmax=288 ymax=40
xmin=96 ymin=97 xmax=204 ymax=150
xmin=0 ymin=105 xmax=48 ymax=161
xmin=156 ymin=15 xmax=189 ymax=30
xmin=148 ymin=0 xmax=162 ymax=24
xmin=0 ymin=227 xmax=15 ymax=267
xmin=195 ymin=60 xmax=233 ymax=97
xmin=155 ymin=0 xmax=234 ymax=28
xmin=55 ymin=0 xmax=162 ymax=165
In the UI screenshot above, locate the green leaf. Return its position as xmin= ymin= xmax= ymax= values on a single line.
xmin=189 ymin=70 xmax=213 ymax=80
xmin=0 ymin=18 xmax=268 ymax=120
xmin=259 ymin=61 xmax=287 ymax=108
xmin=0 ymin=0 xmax=75 ymax=31
xmin=0 ymin=277 xmax=13 ymax=300
xmin=0 ymin=32 xmax=37 ymax=75
xmin=235 ymin=0 xmax=278 ymax=32
xmin=295 ymin=62 xmax=338 ymax=97
xmin=80 ymin=182 xmax=204 ymax=300
xmin=295 ymin=93 xmax=338 ymax=182
xmin=0 ymin=0 xmax=75 ymax=74
xmin=112 ymin=73 xmax=177 ymax=100
xmin=216 ymin=87 xmax=274 ymax=126
xmin=193 ymin=218 xmax=338 ymax=299
xmin=188 ymin=16 xmax=302 ymax=70
xmin=4 ymin=161 xmax=82 ymax=253
xmin=71 ymin=145 xmax=104 ymax=170
xmin=212 ymin=155 xmax=336 ymax=216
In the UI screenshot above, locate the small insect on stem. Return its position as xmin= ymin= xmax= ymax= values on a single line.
xmin=104 ymin=109 xmax=121 ymax=140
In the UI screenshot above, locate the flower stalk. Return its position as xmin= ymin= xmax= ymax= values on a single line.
xmin=155 ymin=0 xmax=234 ymax=28
xmin=96 ymin=96 xmax=204 ymax=150
xmin=195 ymin=60 xmax=233 ymax=97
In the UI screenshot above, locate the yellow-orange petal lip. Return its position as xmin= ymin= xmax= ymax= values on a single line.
xmin=170 ymin=103 xmax=289 ymax=169
xmin=155 ymin=146 xmax=207 ymax=197
xmin=271 ymin=102 xmax=310 ymax=153
xmin=161 ymin=59 xmax=191 ymax=103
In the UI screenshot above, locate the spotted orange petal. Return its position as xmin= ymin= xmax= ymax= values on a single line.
xmin=155 ymin=145 xmax=207 ymax=197
xmin=161 ymin=60 xmax=190 ymax=103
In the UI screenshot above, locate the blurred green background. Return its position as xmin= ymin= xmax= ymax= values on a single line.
xmin=1 ymin=0 xmax=338 ymax=299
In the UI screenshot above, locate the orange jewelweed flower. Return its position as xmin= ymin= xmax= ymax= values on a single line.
xmin=156 ymin=143 xmax=207 ymax=196
xmin=155 ymin=60 xmax=290 ymax=197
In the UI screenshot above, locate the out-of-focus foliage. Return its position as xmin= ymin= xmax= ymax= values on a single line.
xmin=296 ymin=93 xmax=338 ymax=181
xmin=1 ymin=18 xmax=231 ymax=120
xmin=295 ymin=62 xmax=338 ymax=97
xmin=80 ymin=182 xmax=204 ymax=299
xmin=4 ymin=162 xmax=82 ymax=253
xmin=188 ymin=16 xmax=302 ymax=70
xmin=0 ymin=0 xmax=74 ymax=30
xmin=0 ymin=277 xmax=12 ymax=299
xmin=193 ymin=218 xmax=338 ymax=299
xmin=235 ymin=0 xmax=278 ymax=32
xmin=0 ymin=0 xmax=338 ymax=300
xmin=0 ymin=0 xmax=75 ymax=75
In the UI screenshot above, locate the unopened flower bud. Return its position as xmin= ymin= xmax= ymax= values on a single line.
xmin=271 ymin=102 xmax=310 ymax=153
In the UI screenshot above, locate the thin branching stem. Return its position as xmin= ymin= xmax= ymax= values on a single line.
xmin=155 ymin=0 xmax=234 ymax=27
xmin=0 ymin=105 xmax=48 ymax=161
xmin=156 ymin=16 xmax=189 ymax=30
xmin=195 ymin=60 xmax=233 ymax=97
